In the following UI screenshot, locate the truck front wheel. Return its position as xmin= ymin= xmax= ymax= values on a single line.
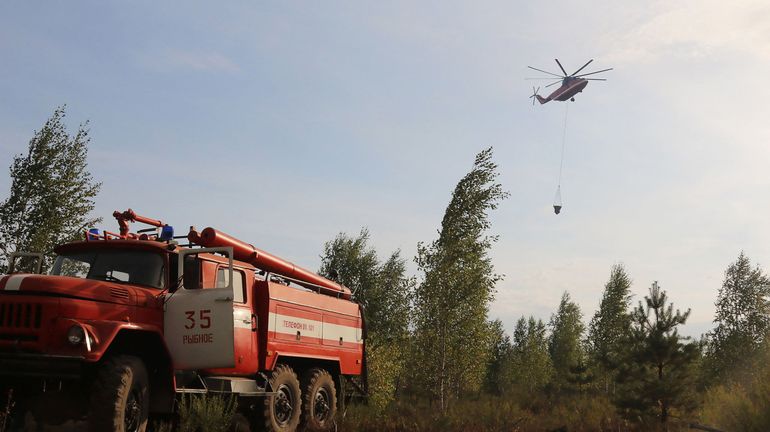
xmin=300 ymin=368 xmax=337 ymax=432
xmin=263 ymin=364 xmax=301 ymax=432
xmin=88 ymin=355 xmax=150 ymax=432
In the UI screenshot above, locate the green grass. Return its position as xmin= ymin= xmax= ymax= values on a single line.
xmin=0 ymin=390 xmax=13 ymax=432
xmin=152 ymin=394 xmax=238 ymax=432
xmin=339 ymin=394 xmax=630 ymax=432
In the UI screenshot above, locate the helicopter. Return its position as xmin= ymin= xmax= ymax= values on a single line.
xmin=527 ymin=59 xmax=612 ymax=105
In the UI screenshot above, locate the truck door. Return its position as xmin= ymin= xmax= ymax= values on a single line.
xmin=164 ymin=248 xmax=236 ymax=370
xmin=216 ymin=266 xmax=258 ymax=373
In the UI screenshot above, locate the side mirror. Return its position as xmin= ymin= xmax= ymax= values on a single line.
xmin=177 ymin=247 xmax=233 ymax=291
xmin=183 ymin=256 xmax=201 ymax=290
xmin=8 ymin=252 xmax=44 ymax=274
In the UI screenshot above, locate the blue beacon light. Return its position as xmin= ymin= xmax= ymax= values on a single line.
xmin=160 ymin=225 xmax=174 ymax=241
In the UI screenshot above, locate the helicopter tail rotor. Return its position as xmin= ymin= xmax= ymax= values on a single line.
xmin=529 ymin=86 xmax=540 ymax=105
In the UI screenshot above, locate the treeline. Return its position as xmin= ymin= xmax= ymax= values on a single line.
xmin=321 ymin=148 xmax=770 ymax=431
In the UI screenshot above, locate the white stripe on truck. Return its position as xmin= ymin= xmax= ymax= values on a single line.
xmin=4 ymin=275 xmax=26 ymax=291
xmin=269 ymin=312 xmax=363 ymax=344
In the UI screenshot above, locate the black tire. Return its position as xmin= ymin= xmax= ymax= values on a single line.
xmin=263 ymin=364 xmax=301 ymax=432
xmin=88 ymin=355 xmax=150 ymax=432
xmin=230 ymin=412 xmax=252 ymax=432
xmin=300 ymin=368 xmax=337 ymax=432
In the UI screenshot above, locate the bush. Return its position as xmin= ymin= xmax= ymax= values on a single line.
xmin=366 ymin=340 xmax=405 ymax=414
xmin=701 ymin=378 xmax=770 ymax=431
xmin=0 ymin=389 xmax=13 ymax=432
xmin=176 ymin=394 xmax=237 ymax=432
xmin=339 ymin=394 xmax=623 ymax=432
xmin=701 ymin=342 xmax=770 ymax=431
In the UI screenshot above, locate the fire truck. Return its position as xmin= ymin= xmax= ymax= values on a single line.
xmin=0 ymin=209 xmax=367 ymax=432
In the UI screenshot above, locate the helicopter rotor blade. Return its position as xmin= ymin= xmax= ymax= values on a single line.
xmin=545 ymin=80 xmax=561 ymax=88
xmin=525 ymin=78 xmax=563 ymax=80
xmin=583 ymin=78 xmax=607 ymax=81
xmin=527 ymin=66 xmax=563 ymax=78
xmin=574 ymin=68 xmax=613 ymax=78
xmin=570 ymin=59 xmax=594 ymax=76
xmin=554 ymin=59 xmax=568 ymax=76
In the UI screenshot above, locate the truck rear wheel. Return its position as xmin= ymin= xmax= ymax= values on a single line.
xmin=230 ymin=412 xmax=252 ymax=431
xmin=263 ymin=364 xmax=301 ymax=432
xmin=300 ymin=368 xmax=337 ymax=432
xmin=88 ymin=355 xmax=149 ymax=432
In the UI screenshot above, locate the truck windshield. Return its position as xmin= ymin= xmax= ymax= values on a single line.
xmin=51 ymin=250 xmax=165 ymax=289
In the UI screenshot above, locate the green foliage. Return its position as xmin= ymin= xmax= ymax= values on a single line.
xmin=700 ymin=340 xmax=770 ymax=432
xmin=366 ymin=338 xmax=406 ymax=414
xmin=588 ymin=264 xmax=633 ymax=390
xmin=706 ymin=252 xmax=770 ymax=381
xmin=702 ymin=383 xmax=770 ymax=432
xmin=615 ymin=282 xmax=700 ymax=426
xmin=339 ymin=394 xmax=621 ymax=432
xmin=483 ymin=319 xmax=513 ymax=395
xmin=0 ymin=106 xmax=101 ymax=272
xmin=318 ymin=229 xmax=413 ymax=410
xmin=548 ymin=291 xmax=586 ymax=388
xmin=319 ymin=229 xmax=413 ymax=341
xmin=150 ymin=420 xmax=174 ymax=432
xmin=176 ymin=394 xmax=237 ymax=432
xmin=340 ymin=396 xmax=528 ymax=432
xmin=412 ymin=147 xmax=509 ymax=410
xmin=510 ymin=316 xmax=553 ymax=397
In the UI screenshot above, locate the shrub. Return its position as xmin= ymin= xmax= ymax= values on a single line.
xmin=177 ymin=394 xmax=237 ymax=432
xmin=339 ymin=394 xmax=624 ymax=432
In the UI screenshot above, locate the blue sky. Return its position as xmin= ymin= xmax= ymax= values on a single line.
xmin=2 ymin=1 xmax=769 ymax=337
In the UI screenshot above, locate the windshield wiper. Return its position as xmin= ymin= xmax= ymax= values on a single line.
xmin=91 ymin=274 xmax=126 ymax=283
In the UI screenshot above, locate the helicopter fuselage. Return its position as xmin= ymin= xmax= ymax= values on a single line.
xmin=536 ymin=78 xmax=589 ymax=104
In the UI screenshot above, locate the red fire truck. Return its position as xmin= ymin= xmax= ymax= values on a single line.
xmin=0 ymin=209 xmax=366 ymax=432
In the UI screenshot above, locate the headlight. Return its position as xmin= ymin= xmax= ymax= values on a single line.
xmin=67 ymin=325 xmax=85 ymax=346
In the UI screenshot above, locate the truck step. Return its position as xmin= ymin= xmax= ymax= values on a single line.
xmin=203 ymin=376 xmax=271 ymax=397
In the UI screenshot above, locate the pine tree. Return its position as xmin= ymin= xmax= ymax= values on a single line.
xmin=706 ymin=252 xmax=770 ymax=380
xmin=0 ymin=106 xmax=101 ymax=272
xmin=412 ymin=147 xmax=508 ymax=410
xmin=615 ymin=282 xmax=700 ymax=428
xmin=587 ymin=264 xmax=633 ymax=391
xmin=548 ymin=291 xmax=586 ymax=389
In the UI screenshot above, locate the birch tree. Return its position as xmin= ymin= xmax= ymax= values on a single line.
xmin=318 ymin=229 xmax=413 ymax=411
xmin=412 ymin=147 xmax=508 ymax=411
xmin=0 ymin=106 xmax=101 ymax=272
xmin=587 ymin=264 xmax=633 ymax=391
xmin=548 ymin=291 xmax=585 ymax=388
xmin=706 ymin=252 xmax=770 ymax=380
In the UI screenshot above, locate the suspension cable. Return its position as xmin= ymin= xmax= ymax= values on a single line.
xmin=557 ymin=102 xmax=569 ymax=187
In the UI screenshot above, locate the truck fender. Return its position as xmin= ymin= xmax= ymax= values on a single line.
xmin=99 ymin=328 xmax=175 ymax=414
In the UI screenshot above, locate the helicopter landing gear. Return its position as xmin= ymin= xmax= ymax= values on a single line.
xmin=570 ymin=97 xmax=575 ymax=102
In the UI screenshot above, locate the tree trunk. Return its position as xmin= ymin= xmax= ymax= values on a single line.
xmin=658 ymin=362 xmax=668 ymax=431
xmin=439 ymin=324 xmax=447 ymax=413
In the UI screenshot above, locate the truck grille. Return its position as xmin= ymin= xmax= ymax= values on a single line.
xmin=0 ymin=302 xmax=43 ymax=329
